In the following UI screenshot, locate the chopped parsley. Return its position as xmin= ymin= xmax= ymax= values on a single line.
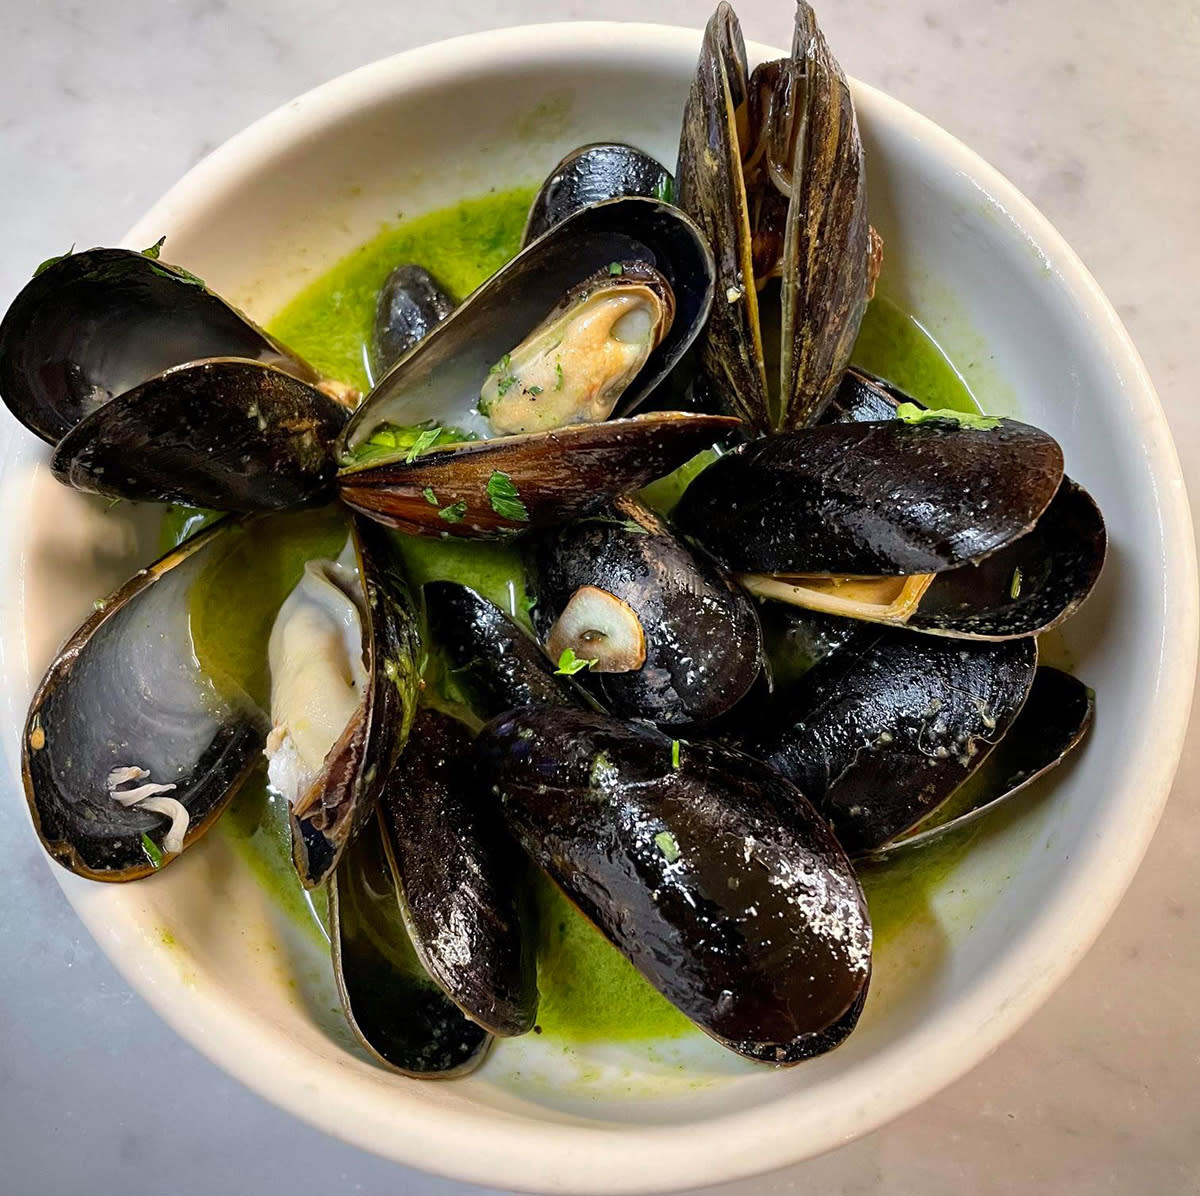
xmin=140 ymin=833 xmax=164 ymax=869
xmin=422 ymin=486 xmax=439 ymax=506
xmin=653 ymin=175 xmax=674 ymax=204
xmin=489 ymin=353 xmax=520 ymax=397
xmin=521 ymin=593 xmax=538 ymax=613
xmin=339 ymin=422 xmax=471 ymax=470
xmin=555 ymin=647 xmax=598 ymax=676
xmin=671 ymin=740 xmax=681 ymax=769
xmin=141 ymin=237 xmax=166 ymax=260
xmin=654 ymin=830 xmax=680 ymax=864
xmin=486 ymin=470 xmax=529 ymax=522
xmin=895 ymin=402 xmax=1001 ymax=431
xmin=497 ymin=373 xmax=520 ymax=397
xmin=609 ymin=261 xmax=624 ymax=276
xmin=1010 ymin=567 xmax=1023 ymax=599
xmin=555 ymin=361 xmax=565 ymax=391
xmin=527 ymin=385 xmax=543 ymax=396
xmin=33 ymin=245 xmax=74 ymax=277
xmin=437 ymin=500 xmax=468 ymax=524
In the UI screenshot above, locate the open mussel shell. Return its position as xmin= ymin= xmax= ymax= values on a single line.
xmin=424 ymin=581 xmax=584 ymax=718
xmin=677 ymin=2 xmax=870 ymax=431
xmin=744 ymin=628 xmax=1038 ymax=854
xmin=476 ymin=707 xmax=871 ymax=1063
xmin=372 ymin=265 xmax=456 ymax=379
xmin=51 ymin=358 xmax=350 ymax=511
xmin=378 ymin=710 xmax=537 ymax=1036
xmin=340 ymin=197 xmax=715 ymax=446
xmin=23 ymin=518 xmax=267 ymax=880
xmin=338 ymin=411 xmax=739 ymax=537
xmin=818 ymin=369 xmax=1108 ymax=638
xmin=330 ymin=814 xmax=491 ymax=1078
xmin=288 ymin=518 xmax=421 ymax=888
xmin=523 ymin=143 xmax=674 ymax=245
xmin=865 ymin=666 xmax=1094 ymax=857
xmin=529 ymin=497 xmax=763 ymax=727
xmin=675 ymin=418 xmax=1065 ymax=576
xmin=0 ymin=247 xmax=325 ymax=445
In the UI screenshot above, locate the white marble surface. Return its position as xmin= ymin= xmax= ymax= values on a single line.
xmin=1 ymin=1 xmax=1197 ymax=1193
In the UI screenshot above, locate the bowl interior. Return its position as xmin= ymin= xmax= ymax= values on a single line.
xmin=1 ymin=22 xmax=1192 ymax=1195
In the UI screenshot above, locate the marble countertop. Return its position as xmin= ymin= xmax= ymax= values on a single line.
xmin=2 ymin=1 xmax=1197 ymax=1193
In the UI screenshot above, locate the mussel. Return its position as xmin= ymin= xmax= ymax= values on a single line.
xmin=378 ymin=709 xmax=537 ymax=1036
xmin=336 ymin=197 xmax=737 ymax=537
xmin=528 ymin=497 xmax=763 ymax=727
xmin=476 ymin=707 xmax=871 ymax=1063
xmin=0 ymin=247 xmax=352 ymax=510
xmin=742 ymin=627 xmax=1038 ymax=853
xmin=523 ymin=143 xmax=674 ymax=244
xmin=677 ymin=1 xmax=874 ymax=431
xmin=24 ymin=518 xmax=268 ymax=879
xmin=865 ymin=665 xmax=1094 ymax=856
xmin=675 ymin=407 xmax=1106 ymax=639
xmin=372 ymin=264 xmax=456 ymax=379
xmin=330 ymin=814 xmax=492 ymax=1077
xmin=424 ymin=581 xmax=584 ymax=718
xmin=265 ymin=517 xmax=421 ymax=887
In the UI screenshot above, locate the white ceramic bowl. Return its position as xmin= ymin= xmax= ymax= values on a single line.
xmin=1 ymin=22 xmax=1194 ymax=1195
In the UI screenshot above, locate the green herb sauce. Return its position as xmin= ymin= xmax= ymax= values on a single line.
xmin=175 ymin=185 xmax=987 ymax=1048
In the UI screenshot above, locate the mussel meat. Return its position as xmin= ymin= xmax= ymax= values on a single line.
xmin=265 ymin=517 xmax=421 ymax=887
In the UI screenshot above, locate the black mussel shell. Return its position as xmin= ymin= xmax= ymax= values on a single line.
xmin=378 ymin=710 xmax=537 ymax=1036
xmin=476 ymin=707 xmax=871 ymax=1062
xmin=289 ymin=518 xmax=421 ymax=888
xmin=821 ymin=370 xmax=1107 ymax=639
xmin=330 ymin=814 xmax=491 ymax=1077
xmin=523 ymin=143 xmax=674 ymax=245
xmin=908 ymin=480 xmax=1107 ymax=639
xmin=0 ymin=247 xmax=323 ymax=445
xmin=868 ymin=666 xmax=1094 ymax=855
xmin=51 ymin=359 xmax=349 ymax=511
xmin=744 ymin=628 xmax=1037 ymax=853
xmin=677 ymin=2 xmax=871 ymax=431
xmin=372 ymin=265 xmax=456 ymax=378
xmin=340 ymin=197 xmax=715 ymax=446
xmin=674 ymin=418 xmax=1064 ymax=575
xmin=529 ymin=498 xmax=763 ymax=727
xmin=338 ymin=411 xmax=739 ymax=537
xmin=24 ymin=518 xmax=267 ymax=880
xmin=424 ymin=581 xmax=583 ymax=718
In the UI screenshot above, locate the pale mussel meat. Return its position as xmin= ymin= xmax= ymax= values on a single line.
xmin=0 ymin=247 xmax=351 ymax=509
xmin=337 ymin=198 xmax=737 ymax=536
xmin=265 ymin=517 xmax=421 ymax=887
xmin=476 ymin=707 xmax=872 ymax=1063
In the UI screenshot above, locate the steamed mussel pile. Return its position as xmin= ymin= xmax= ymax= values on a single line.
xmin=0 ymin=1 xmax=1105 ymax=1077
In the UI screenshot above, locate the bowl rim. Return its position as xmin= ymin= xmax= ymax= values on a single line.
xmin=6 ymin=19 xmax=1196 ymax=1194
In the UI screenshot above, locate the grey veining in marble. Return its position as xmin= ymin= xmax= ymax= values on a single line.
xmin=1 ymin=1 xmax=1198 ymax=1193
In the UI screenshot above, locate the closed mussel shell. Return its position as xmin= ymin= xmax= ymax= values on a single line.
xmin=330 ymin=814 xmax=491 ymax=1078
xmin=744 ymin=628 xmax=1038 ymax=854
xmin=476 ymin=707 xmax=871 ymax=1063
xmin=529 ymin=497 xmax=763 ymax=727
xmin=674 ymin=417 xmax=1064 ymax=575
xmin=371 ymin=265 xmax=456 ymax=378
xmin=379 ymin=710 xmax=537 ymax=1036
xmin=523 ymin=143 xmax=674 ymax=245
xmin=424 ymin=581 xmax=583 ymax=718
